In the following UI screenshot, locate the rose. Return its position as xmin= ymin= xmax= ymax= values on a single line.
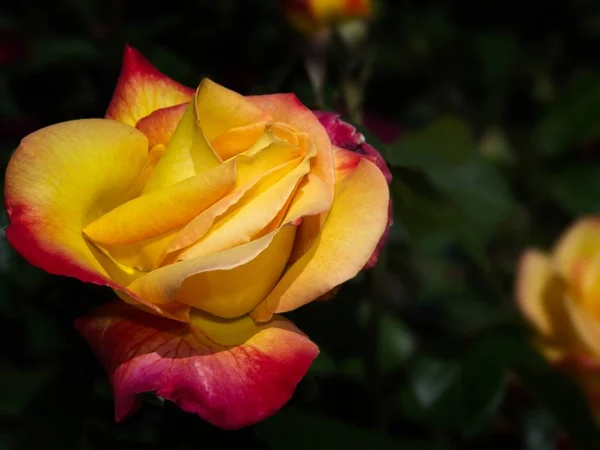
xmin=281 ymin=0 xmax=372 ymax=36
xmin=4 ymin=45 xmax=392 ymax=429
xmin=517 ymin=218 xmax=600 ymax=419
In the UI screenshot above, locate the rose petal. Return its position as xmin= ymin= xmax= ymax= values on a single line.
xmin=5 ymin=119 xmax=148 ymax=284
xmin=195 ymin=79 xmax=272 ymax=159
xmin=252 ymin=157 xmax=389 ymax=321
xmin=135 ymin=103 xmax=188 ymax=148
xmin=75 ymin=301 xmax=318 ymax=429
xmin=177 ymin=153 xmax=310 ymax=261
xmin=4 ymin=118 xmax=191 ymax=322
xmin=247 ymin=94 xmax=335 ymax=217
xmin=143 ymin=101 xmax=222 ymax=193
xmin=106 ymin=45 xmax=194 ymax=127
xmin=552 ymin=217 xmax=600 ymax=282
xmin=178 ymin=225 xmax=297 ymax=318
xmin=83 ymin=161 xmax=236 ymax=246
xmin=516 ymin=250 xmax=566 ymax=338
xmin=126 ymin=226 xmax=294 ymax=315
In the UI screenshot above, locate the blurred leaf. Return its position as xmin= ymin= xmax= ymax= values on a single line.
xmin=428 ymin=155 xmax=516 ymax=245
xmin=0 ymin=367 xmax=57 ymax=417
xmin=378 ymin=315 xmax=415 ymax=373
xmin=547 ymin=163 xmax=600 ymax=216
xmin=401 ymin=333 xmax=508 ymax=435
xmin=388 ymin=117 xmax=474 ymax=169
xmin=255 ymin=408 xmax=452 ymax=450
xmin=536 ymin=72 xmax=600 ymax=157
xmin=523 ymin=409 xmax=558 ymax=450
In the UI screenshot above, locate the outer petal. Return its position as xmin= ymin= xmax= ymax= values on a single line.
xmin=75 ymin=301 xmax=318 ymax=429
xmin=247 ymin=94 xmax=335 ymax=216
xmin=516 ymin=250 xmax=564 ymax=338
xmin=4 ymin=119 xmax=148 ymax=285
xmin=252 ymin=157 xmax=389 ymax=321
xmin=106 ymin=45 xmax=194 ymax=127
xmin=4 ymin=119 xmax=191 ymax=322
xmin=314 ymin=111 xmax=392 ymax=183
xmin=136 ymin=103 xmax=188 ymax=148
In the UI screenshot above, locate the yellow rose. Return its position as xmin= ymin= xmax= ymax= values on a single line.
xmin=517 ymin=218 xmax=600 ymax=418
xmin=282 ymin=0 xmax=372 ymax=35
xmin=3 ymin=46 xmax=392 ymax=428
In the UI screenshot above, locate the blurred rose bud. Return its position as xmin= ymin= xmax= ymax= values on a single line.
xmin=282 ymin=0 xmax=372 ymax=36
xmin=517 ymin=218 xmax=600 ymax=419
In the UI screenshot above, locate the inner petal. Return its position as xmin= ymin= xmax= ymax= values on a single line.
xmin=83 ymin=161 xmax=236 ymax=246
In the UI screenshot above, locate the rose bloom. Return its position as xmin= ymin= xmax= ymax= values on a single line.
xmin=282 ymin=0 xmax=372 ymax=35
xmin=517 ymin=218 xmax=600 ymax=418
xmin=4 ymin=46 xmax=392 ymax=429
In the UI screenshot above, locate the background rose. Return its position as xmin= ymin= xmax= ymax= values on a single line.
xmin=517 ymin=218 xmax=600 ymax=420
xmin=281 ymin=0 xmax=372 ymax=36
xmin=3 ymin=45 xmax=391 ymax=429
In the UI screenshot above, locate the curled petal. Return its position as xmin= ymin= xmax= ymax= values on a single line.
xmin=248 ymin=94 xmax=335 ymax=217
xmin=75 ymin=301 xmax=319 ymax=429
xmin=106 ymin=45 xmax=194 ymax=127
xmin=552 ymin=217 xmax=600 ymax=285
xmin=4 ymin=119 xmax=148 ymax=285
xmin=252 ymin=157 xmax=389 ymax=321
xmin=314 ymin=111 xmax=392 ymax=183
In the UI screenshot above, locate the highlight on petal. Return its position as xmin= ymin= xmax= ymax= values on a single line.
xmin=252 ymin=157 xmax=390 ymax=321
xmin=4 ymin=119 xmax=149 ymax=285
xmin=135 ymin=103 xmax=188 ymax=148
xmin=105 ymin=45 xmax=194 ymax=127
xmin=75 ymin=301 xmax=319 ymax=430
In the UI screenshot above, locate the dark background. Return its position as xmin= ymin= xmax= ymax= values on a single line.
xmin=2 ymin=1 xmax=600 ymax=449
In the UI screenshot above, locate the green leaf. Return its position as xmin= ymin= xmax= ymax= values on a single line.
xmin=535 ymin=72 xmax=600 ymax=157
xmin=400 ymin=333 xmax=512 ymax=435
xmin=428 ymin=155 xmax=516 ymax=246
xmin=388 ymin=117 xmax=474 ymax=169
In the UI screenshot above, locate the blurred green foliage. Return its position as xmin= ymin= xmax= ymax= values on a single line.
xmin=2 ymin=0 xmax=600 ymax=449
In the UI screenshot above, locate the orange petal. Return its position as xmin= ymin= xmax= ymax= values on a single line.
xmin=252 ymin=157 xmax=389 ymax=321
xmin=212 ymin=122 xmax=269 ymax=160
xmin=247 ymin=93 xmax=335 ymax=216
xmin=75 ymin=301 xmax=318 ymax=429
xmin=565 ymin=295 xmax=600 ymax=359
xmin=135 ymin=103 xmax=188 ymax=148
xmin=83 ymin=161 xmax=236 ymax=245
xmin=105 ymin=45 xmax=193 ymax=127
xmin=195 ymin=79 xmax=272 ymax=159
